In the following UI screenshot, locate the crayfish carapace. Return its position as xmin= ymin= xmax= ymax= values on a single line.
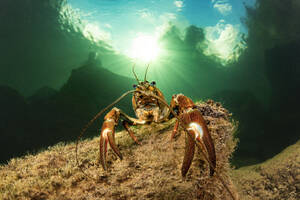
xmin=76 ymin=64 xmax=216 ymax=178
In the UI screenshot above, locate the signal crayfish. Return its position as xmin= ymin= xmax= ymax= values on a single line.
xmin=76 ymin=64 xmax=236 ymax=200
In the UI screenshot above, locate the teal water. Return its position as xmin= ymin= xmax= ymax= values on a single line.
xmin=0 ymin=0 xmax=299 ymax=167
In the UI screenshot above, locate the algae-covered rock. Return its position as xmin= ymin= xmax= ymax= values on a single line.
xmin=0 ymin=100 xmax=238 ymax=200
xmin=232 ymin=140 xmax=300 ymax=200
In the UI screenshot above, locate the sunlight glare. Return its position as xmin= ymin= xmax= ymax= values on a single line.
xmin=129 ymin=35 xmax=160 ymax=62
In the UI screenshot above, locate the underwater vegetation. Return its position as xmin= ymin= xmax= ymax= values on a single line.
xmin=1 ymin=100 xmax=239 ymax=200
xmin=1 ymin=101 xmax=298 ymax=199
xmin=0 ymin=1 xmax=299 ymax=199
xmin=0 ymin=0 xmax=299 ymax=177
xmin=232 ymin=140 xmax=300 ymax=200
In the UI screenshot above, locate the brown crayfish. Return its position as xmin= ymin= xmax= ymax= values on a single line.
xmin=76 ymin=64 xmax=216 ymax=177
xmin=75 ymin=64 xmax=237 ymax=199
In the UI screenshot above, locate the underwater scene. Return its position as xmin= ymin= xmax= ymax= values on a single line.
xmin=0 ymin=0 xmax=299 ymax=199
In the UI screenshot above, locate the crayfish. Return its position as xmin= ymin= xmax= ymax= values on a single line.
xmin=76 ymin=64 xmax=236 ymax=199
xmin=76 ymin=64 xmax=216 ymax=176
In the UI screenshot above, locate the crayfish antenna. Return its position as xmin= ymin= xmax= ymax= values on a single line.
xmin=144 ymin=63 xmax=150 ymax=82
xmin=132 ymin=63 xmax=140 ymax=83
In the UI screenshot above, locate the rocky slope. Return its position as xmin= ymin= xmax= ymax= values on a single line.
xmin=0 ymin=100 xmax=299 ymax=200
xmin=232 ymin=140 xmax=300 ymax=200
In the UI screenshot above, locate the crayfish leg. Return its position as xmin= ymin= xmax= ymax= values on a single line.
xmin=122 ymin=120 xmax=141 ymax=145
xmin=170 ymin=119 xmax=180 ymax=141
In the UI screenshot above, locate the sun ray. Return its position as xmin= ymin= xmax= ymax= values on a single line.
xmin=128 ymin=35 xmax=161 ymax=62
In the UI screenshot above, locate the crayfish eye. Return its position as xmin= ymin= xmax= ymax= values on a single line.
xmin=150 ymin=81 xmax=156 ymax=86
xmin=133 ymin=84 xmax=137 ymax=89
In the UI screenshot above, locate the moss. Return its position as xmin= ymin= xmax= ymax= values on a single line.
xmin=4 ymin=100 xmax=298 ymax=199
xmin=0 ymin=100 xmax=239 ymax=200
xmin=232 ymin=140 xmax=300 ymax=200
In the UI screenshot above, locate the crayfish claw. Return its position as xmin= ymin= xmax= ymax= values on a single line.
xmin=100 ymin=126 xmax=123 ymax=170
xmin=99 ymin=108 xmax=123 ymax=170
xmin=188 ymin=120 xmax=216 ymax=176
xmin=107 ymin=130 xmax=123 ymax=160
xmin=201 ymin=130 xmax=216 ymax=176
xmin=183 ymin=110 xmax=216 ymax=176
xmin=181 ymin=129 xmax=196 ymax=177
xmin=100 ymin=128 xmax=109 ymax=170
